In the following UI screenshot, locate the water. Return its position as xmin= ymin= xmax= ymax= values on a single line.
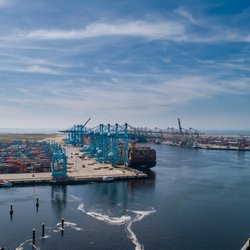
xmin=1 ymin=144 xmax=250 ymax=250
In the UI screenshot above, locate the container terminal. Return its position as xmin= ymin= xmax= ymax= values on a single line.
xmin=0 ymin=122 xmax=156 ymax=187
xmin=0 ymin=119 xmax=249 ymax=187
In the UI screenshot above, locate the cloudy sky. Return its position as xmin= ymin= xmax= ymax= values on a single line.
xmin=0 ymin=0 xmax=249 ymax=130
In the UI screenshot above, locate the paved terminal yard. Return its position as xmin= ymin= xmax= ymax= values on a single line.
xmin=65 ymin=146 xmax=145 ymax=179
xmin=0 ymin=139 xmax=147 ymax=186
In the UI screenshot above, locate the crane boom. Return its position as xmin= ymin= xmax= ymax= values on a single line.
xmin=178 ymin=118 xmax=182 ymax=134
xmin=83 ymin=118 xmax=91 ymax=128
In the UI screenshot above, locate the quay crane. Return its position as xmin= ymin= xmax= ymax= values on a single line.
xmin=62 ymin=123 xmax=130 ymax=166
xmin=61 ymin=122 xmax=158 ymax=166
xmin=51 ymin=141 xmax=67 ymax=178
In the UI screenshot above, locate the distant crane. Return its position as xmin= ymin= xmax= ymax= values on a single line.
xmin=51 ymin=141 xmax=67 ymax=178
xmin=178 ymin=118 xmax=183 ymax=134
xmin=83 ymin=118 xmax=91 ymax=128
xmin=60 ymin=118 xmax=91 ymax=146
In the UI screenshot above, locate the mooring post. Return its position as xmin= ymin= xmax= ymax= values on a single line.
xmin=36 ymin=198 xmax=39 ymax=212
xmin=10 ymin=204 xmax=13 ymax=216
xmin=61 ymin=217 xmax=64 ymax=230
xmin=42 ymin=223 xmax=45 ymax=237
xmin=61 ymin=217 xmax=65 ymax=236
xmin=32 ymin=228 xmax=36 ymax=246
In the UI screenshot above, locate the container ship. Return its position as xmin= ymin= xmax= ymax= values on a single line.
xmin=128 ymin=143 xmax=156 ymax=169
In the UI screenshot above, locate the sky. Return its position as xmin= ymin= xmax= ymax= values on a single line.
xmin=0 ymin=0 xmax=249 ymax=130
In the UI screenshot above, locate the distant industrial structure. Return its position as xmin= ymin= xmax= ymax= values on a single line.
xmin=62 ymin=118 xmax=250 ymax=152
xmin=130 ymin=118 xmax=250 ymax=150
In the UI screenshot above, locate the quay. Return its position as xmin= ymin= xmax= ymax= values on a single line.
xmin=0 ymin=141 xmax=147 ymax=187
xmin=161 ymin=140 xmax=250 ymax=151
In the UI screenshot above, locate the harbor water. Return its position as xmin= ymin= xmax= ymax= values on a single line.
xmin=1 ymin=144 xmax=250 ymax=249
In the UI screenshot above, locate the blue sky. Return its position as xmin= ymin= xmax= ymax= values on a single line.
xmin=0 ymin=0 xmax=249 ymax=130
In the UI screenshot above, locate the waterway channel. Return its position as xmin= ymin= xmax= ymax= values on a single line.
xmin=0 ymin=144 xmax=250 ymax=249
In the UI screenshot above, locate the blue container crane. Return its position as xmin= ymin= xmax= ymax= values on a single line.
xmin=61 ymin=121 xmax=131 ymax=166
xmin=51 ymin=141 xmax=67 ymax=178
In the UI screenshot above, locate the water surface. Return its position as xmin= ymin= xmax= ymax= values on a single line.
xmin=1 ymin=144 xmax=250 ymax=250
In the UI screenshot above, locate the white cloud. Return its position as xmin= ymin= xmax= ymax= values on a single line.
xmin=162 ymin=57 xmax=173 ymax=63
xmin=0 ymin=4 xmax=249 ymax=129
xmin=3 ymin=74 xmax=249 ymax=109
xmin=0 ymin=65 xmax=62 ymax=75
xmin=25 ymin=65 xmax=59 ymax=74
xmin=0 ymin=0 xmax=16 ymax=8
xmin=23 ymin=20 xmax=186 ymax=41
xmin=15 ymin=18 xmax=249 ymax=44
xmin=1 ymin=73 xmax=249 ymax=128
xmin=174 ymin=7 xmax=198 ymax=24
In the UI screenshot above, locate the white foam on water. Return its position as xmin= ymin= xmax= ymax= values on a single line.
xmin=77 ymin=203 xmax=86 ymax=213
xmin=53 ymin=228 xmax=61 ymax=233
xmin=128 ymin=209 xmax=156 ymax=217
xmin=77 ymin=203 xmax=131 ymax=225
xmin=17 ymin=221 xmax=82 ymax=249
xmin=86 ymin=211 xmax=131 ymax=225
xmin=42 ymin=234 xmax=51 ymax=239
xmin=77 ymin=202 xmax=156 ymax=250
xmin=69 ymin=194 xmax=83 ymax=202
xmin=126 ymin=209 xmax=156 ymax=250
xmin=64 ymin=221 xmax=84 ymax=231
xmin=55 ymin=221 xmax=83 ymax=231
xmin=16 ymin=239 xmax=41 ymax=250
xmin=16 ymin=239 xmax=32 ymax=250
xmin=32 ymin=243 xmax=40 ymax=249
xmin=16 ymin=201 xmax=155 ymax=250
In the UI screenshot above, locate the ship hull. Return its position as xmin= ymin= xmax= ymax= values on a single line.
xmin=128 ymin=144 xmax=156 ymax=170
xmin=129 ymin=160 xmax=156 ymax=169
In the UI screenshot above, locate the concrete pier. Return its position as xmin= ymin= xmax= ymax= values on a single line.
xmin=0 ymin=144 xmax=147 ymax=187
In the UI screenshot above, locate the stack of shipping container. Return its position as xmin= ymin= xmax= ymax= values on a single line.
xmin=0 ymin=141 xmax=52 ymax=174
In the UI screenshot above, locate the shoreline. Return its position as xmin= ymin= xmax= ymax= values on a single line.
xmin=0 ymin=173 xmax=147 ymax=188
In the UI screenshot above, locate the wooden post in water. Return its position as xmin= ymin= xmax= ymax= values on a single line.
xmin=36 ymin=198 xmax=39 ymax=212
xmin=32 ymin=228 xmax=36 ymax=246
xmin=10 ymin=204 xmax=13 ymax=220
xmin=10 ymin=204 xmax=13 ymax=215
xmin=42 ymin=223 xmax=45 ymax=237
xmin=61 ymin=218 xmax=64 ymax=229
xmin=61 ymin=217 xmax=64 ymax=236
